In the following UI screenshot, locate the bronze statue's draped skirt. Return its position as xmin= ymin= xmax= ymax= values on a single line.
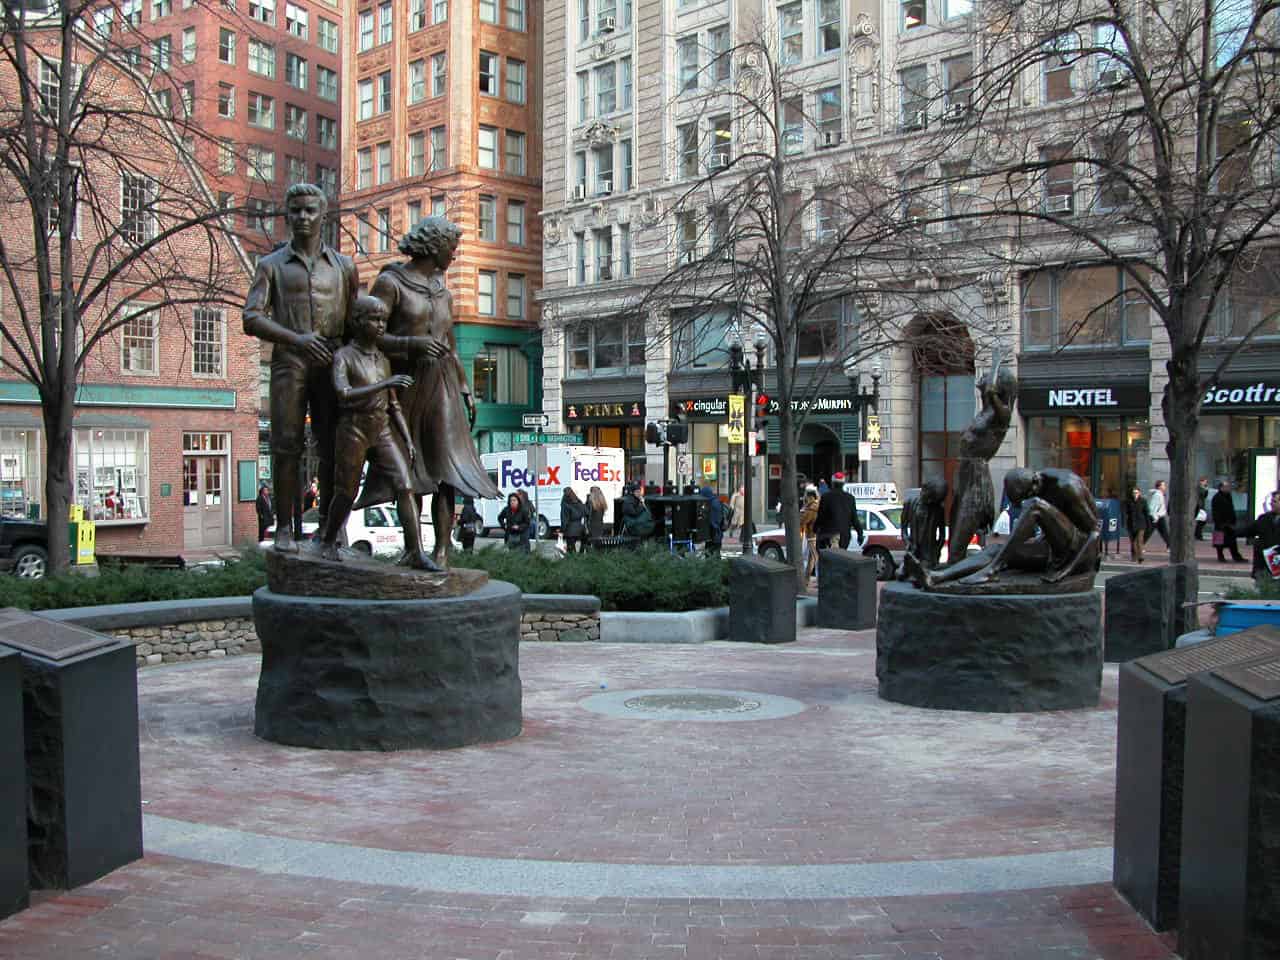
xmin=950 ymin=457 xmax=995 ymax=534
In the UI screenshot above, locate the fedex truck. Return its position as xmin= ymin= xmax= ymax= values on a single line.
xmin=479 ymin=446 xmax=627 ymax=538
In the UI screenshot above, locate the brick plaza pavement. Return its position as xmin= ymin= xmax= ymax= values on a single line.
xmin=0 ymin=626 xmax=1180 ymax=960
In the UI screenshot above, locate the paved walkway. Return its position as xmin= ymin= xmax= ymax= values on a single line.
xmin=0 ymin=627 xmax=1179 ymax=959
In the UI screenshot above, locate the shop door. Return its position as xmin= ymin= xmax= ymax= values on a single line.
xmin=183 ymin=456 xmax=228 ymax=549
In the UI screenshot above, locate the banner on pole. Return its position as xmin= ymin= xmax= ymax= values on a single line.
xmin=726 ymin=394 xmax=745 ymax=444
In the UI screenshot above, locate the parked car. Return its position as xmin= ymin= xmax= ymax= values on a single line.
xmin=752 ymin=502 xmax=905 ymax=580
xmin=262 ymin=505 xmax=437 ymax=556
xmin=0 ymin=517 xmax=49 ymax=579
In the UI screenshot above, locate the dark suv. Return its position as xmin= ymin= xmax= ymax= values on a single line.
xmin=0 ymin=518 xmax=49 ymax=578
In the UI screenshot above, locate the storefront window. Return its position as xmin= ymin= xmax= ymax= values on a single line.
xmin=919 ymin=373 xmax=974 ymax=486
xmin=75 ymin=428 xmax=149 ymax=522
xmin=1023 ymin=416 xmax=1149 ymax=498
xmin=1196 ymin=415 xmax=1280 ymax=512
xmin=672 ymin=307 xmax=733 ymax=369
xmin=0 ymin=428 xmax=41 ymax=518
xmin=579 ymin=424 xmax=646 ymax=483
xmin=1021 ymin=265 xmax=1150 ymax=350
xmin=567 ymin=317 xmax=644 ymax=377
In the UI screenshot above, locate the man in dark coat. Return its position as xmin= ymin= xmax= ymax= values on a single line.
xmin=815 ymin=471 xmax=864 ymax=551
xmin=255 ymin=483 xmax=274 ymax=542
xmin=1212 ymin=481 xmax=1246 ymax=563
xmin=1252 ymin=491 xmax=1280 ymax=581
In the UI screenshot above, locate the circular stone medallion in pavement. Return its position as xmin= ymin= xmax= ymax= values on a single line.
xmin=579 ymin=687 xmax=807 ymax=722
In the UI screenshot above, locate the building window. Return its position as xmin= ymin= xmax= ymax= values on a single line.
xmin=317 ymin=165 xmax=337 ymax=199
xmin=817 ymin=0 xmax=840 ymax=53
xmin=408 ymin=59 xmax=425 ymax=102
xmin=287 ymin=155 xmax=306 ymax=184
xmin=506 ymin=200 xmax=525 ymax=244
xmin=358 ymin=9 xmax=374 ymax=50
xmin=1213 ymin=0 xmax=1251 ymax=66
xmin=1022 ymin=266 xmax=1151 ymax=350
xmin=620 ymin=56 xmax=632 ymax=108
xmin=595 ymin=62 xmax=615 ymax=114
xmin=121 ymin=303 xmax=158 ymax=374
xmin=180 ymin=81 xmax=194 ymax=116
xmin=574 ymin=151 xmax=587 ymax=197
xmin=432 ymin=52 xmax=447 ymax=96
xmin=575 ymin=231 xmax=586 ymax=283
xmin=181 ymin=26 xmax=196 ymax=61
xmin=372 ymin=141 xmax=389 ymax=183
xmin=594 ymin=227 xmax=613 ymax=281
xmin=247 ymin=145 xmax=275 ymax=182
xmin=151 ymin=35 xmax=171 ymax=71
xmin=285 ymin=53 xmax=306 ymax=89
xmin=284 ymin=0 xmax=307 ymax=36
xmin=1042 ymin=144 xmax=1074 ymax=212
xmin=709 ymin=114 xmax=731 ymax=166
xmin=779 ymin=3 xmax=802 ymax=63
xmin=377 ymin=71 xmax=391 ymax=112
xmin=317 ymin=66 xmax=337 ymax=100
xmin=153 ymin=0 xmax=170 ymax=17
xmin=478 ymin=271 xmax=496 ymax=315
xmin=358 ymin=79 xmax=373 ymax=120
xmin=676 ymin=210 xmax=697 ymax=263
xmin=943 ymin=0 xmax=971 ymax=17
xmin=357 ymin=148 xmax=373 ymax=188
xmin=410 ymin=0 xmax=426 ymax=30
xmin=285 ymin=104 xmax=308 ymax=142
xmin=192 ymin=307 xmax=224 ymax=377
xmin=707 ymin=27 xmax=730 ymax=82
xmin=816 ymin=86 xmax=841 ymax=144
xmin=431 ymin=125 xmax=447 ymax=169
xmin=248 ymin=40 xmax=275 ymax=78
xmin=407 ymin=199 xmax=423 ymax=226
xmin=247 ymin=91 xmax=274 ymax=129
xmin=434 ymin=0 xmax=447 ymax=23
xmin=594 ymin=144 xmax=613 ymax=194
xmin=431 ymin=195 xmax=446 ymax=217
xmin=505 ymin=129 xmax=526 ymax=174
xmin=317 ymin=114 xmax=337 ymax=149
xmin=357 ymin=216 xmax=370 ymax=254
xmin=473 ymin=344 xmax=529 ymax=404
xmin=218 ymin=139 xmax=235 ymax=174
xmin=1044 ymin=33 xmax=1080 ymax=102
xmin=902 ymin=0 xmax=925 ymax=28
xmin=408 ymin=132 xmax=426 ymax=175
xmin=783 ymin=97 xmax=803 ymax=153
xmin=507 ymin=275 xmax=525 ymax=319
xmin=479 ymin=51 xmax=498 ymax=95
xmin=506 ymin=0 xmax=525 ymax=30
xmin=579 ymin=0 xmax=590 ymax=41
xmin=377 ymin=207 xmax=391 ymax=251
xmin=569 ymin=317 xmax=645 ymax=376
xmin=620 ymin=138 xmax=633 ymax=190
xmin=677 ymin=36 xmax=698 ymax=92
xmin=900 ymin=64 xmax=928 ymax=130
xmin=218 ymin=28 xmax=235 ymax=64
xmin=480 ymin=0 xmax=497 ymax=22
xmin=620 ymin=223 xmax=631 ymax=276
xmin=75 ymin=428 xmax=150 ymax=523
xmin=577 ymin=71 xmax=590 ymax=122
xmin=378 ymin=0 xmax=393 ymax=43
xmin=478 ymin=195 xmax=497 ymax=241
xmin=120 ymin=172 xmax=155 ymax=245
xmin=943 ymin=54 xmax=973 ymax=112
xmin=506 ymin=58 xmax=526 ymax=103
xmin=249 ymin=0 xmax=275 ymax=24
xmin=678 ymin=123 xmax=698 ymax=178
xmin=216 ymin=83 xmax=234 ymax=118
xmin=478 ymin=125 xmax=497 ymax=168
xmin=319 ymin=16 xmax=339 ymax=52
xmin=0 ymin=428 xmax=41 ymax=520
xmin=1095 ymin=133 xmax=1128 ymax=210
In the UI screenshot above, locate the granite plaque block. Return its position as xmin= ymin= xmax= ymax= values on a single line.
xmin=1179 ymin=655 xmax=1280 ymax=959
xmin=1114 ymin=626 xmax=1280 ymax=932
xmin=817 ymin=550 xmax=877 ymax=631
xmin=0 ymin=646 xmax=27 ymax=919
xmin=729 ymin=557 xmax=797 ymax=645
xmin=1105 ymin=565 xmax=1179 ymax=662
xmin=0 ymin=613 xmax=142 ymax=890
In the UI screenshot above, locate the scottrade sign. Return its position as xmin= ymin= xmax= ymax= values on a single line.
xmin=1202 ymin=379 xmax=1280 ymax=413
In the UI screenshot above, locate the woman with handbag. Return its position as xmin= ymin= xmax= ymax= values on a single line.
xmin=1211 ymin=481 xmax=1246 ymax=563
xmin=457 ymin=496 xmax=480 ymax=552
xmin=1123 ymin=487 xmax=1149 ymax=563
xmin=560 ymin=487 xmax=589 ymax=553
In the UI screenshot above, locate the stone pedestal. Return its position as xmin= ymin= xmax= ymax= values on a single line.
xmin=253 ymin=580 xmax=523 ymax=750
xmin=1112 ymin=627 xmax=1280 ymax=933
xmin=1105 ymin=565 xmax=1180 ymax=662
xmin=1179 ymin=659 xmax=1280 ymax=959
xmin=817 ymin=550 xmax=877 ymax=631
xmin=876 ymin=583 xmax=1102 ymax=712
xmin=0 ymin=647 xmax=27 ymax=918
xmin=728 ymin=557 xmax=796 ymax=644
xmin=0 ymin=611 xmax=141 ymax=890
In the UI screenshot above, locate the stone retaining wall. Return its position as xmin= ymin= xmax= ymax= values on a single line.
xmin=113 ymin=619 xmax=260 ymax=668
xmin=520 ymin=612 xmax=600 ymax=643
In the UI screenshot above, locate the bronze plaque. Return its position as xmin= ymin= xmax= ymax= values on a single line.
xmin=0 ymin=615 xmax=115 ymax=661
xmin=1135 ymin=625 xmax=1280 ymax=685
xmin=1213 ymin=654 xmax=1280 ymax=701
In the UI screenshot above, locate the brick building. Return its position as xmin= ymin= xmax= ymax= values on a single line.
xmin=340 ymin=0 xmax=544 ymax=452
xmin=0 ymin=11 xmax=258 ymax=556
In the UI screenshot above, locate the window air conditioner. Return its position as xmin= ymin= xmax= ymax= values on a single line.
xmin=680 ymin=249 xmax=695 ymax=264
xmin=902 ymin=110 xmax=926 ymax=132
xmin=597 ymin=179 xmax=613 ymax=195
xmin=1097 ymin=68 xmax=1125 ymax=89
xmin=1045 ymin=193 xmax=1073 ymax=213
xmin=598 ymin=14 xmax=616 ymax=32
xmin=942 ymin=102 xmax=967 ymax=123
xmin=821 ymin=130 xmax=840 ymax=147
xmin=710 ymin=152 xmax=729 ymax=169
xmin=572 ymin=183 xmax=587 ymax=201
xmin=599 ymin=263 xmax=613 ymax=280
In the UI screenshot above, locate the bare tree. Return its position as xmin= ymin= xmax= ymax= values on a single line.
xmin=0 ymin=0 xmax=249 ymax=572
xmin=896 ymin=0 xmax=1280 ymax=597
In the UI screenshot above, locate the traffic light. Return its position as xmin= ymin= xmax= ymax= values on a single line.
xmin=666 ymin=422 xmax=688 ymax=444
xmin=645 ymin=422 xmax=663 ymax=446
xmin=755 ymin=419 xmax=768 ymax=456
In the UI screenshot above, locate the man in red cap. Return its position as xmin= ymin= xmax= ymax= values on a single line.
xmin=815 ymin=472 xmax=862 ymax=552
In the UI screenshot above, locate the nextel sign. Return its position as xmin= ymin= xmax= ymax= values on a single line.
xmin=1048 ymin=388 xmax=1120 ymax=408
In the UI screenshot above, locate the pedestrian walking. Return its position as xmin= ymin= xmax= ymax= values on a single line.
xmin=515 ymin=488 xmax=537 ymax=548
xmin=1212 ymin=481 xmax=1246 ymax=563
xmin=457 ymin=496 xmax=480 ymax=552
xmin=1252 ymin=491 xmax=1280 ymax=581
xmin=700 ymin=486 xmax=724 ymax=555
xmin=498 ymin=493 xmax=531 ymax=552
xmin=815 ymin=471 xmax=863 ymax=551
xmin=256 ymin=483 xmax=274 ymax=543
xmin=800 ymin=485 xmax=820 ymax=580
xmin=728 ymin=485 xmax=745 ymax=538
xmin=1147 ymin=480 xmax=1171 ymax=548
xmin=587 ymin=485 xmax=608 ymax=545
xmin=1123 ymin=487 xmax=1149 ymax=563
xmin=560 ymin=487 xmax=589 ymax=554
xmin=1194 ymin=477 xmax=1210 ymax=540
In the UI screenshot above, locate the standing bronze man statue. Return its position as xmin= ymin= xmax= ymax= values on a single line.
xmin=243 ymin=183 xmax=358 ymax=552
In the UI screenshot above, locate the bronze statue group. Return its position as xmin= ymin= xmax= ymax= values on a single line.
xmin=244 ymin=183 xmax=501 ymax=573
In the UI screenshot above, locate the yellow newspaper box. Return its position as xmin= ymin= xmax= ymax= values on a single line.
xmin=68 ymin=520 xmax=95 ymax=565
xmin=68 ymin=503 xmax=84 ymax=522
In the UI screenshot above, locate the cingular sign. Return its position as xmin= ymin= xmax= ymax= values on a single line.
xmin=574 ymin=461 xmax=622 ymax=483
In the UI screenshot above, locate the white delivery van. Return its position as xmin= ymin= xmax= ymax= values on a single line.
xmin=479 ymin=445 xmax=626 ymax=538
xmin=261 ymin=504 xmax=437 ymax=556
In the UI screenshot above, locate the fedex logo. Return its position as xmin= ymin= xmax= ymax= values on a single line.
xmin=574 ymin=461 xmax=622 ymax=483
xmin=499 ymin=459 xmax=561 ymax=487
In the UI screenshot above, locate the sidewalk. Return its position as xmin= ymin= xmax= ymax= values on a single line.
xmin=1099 ymin=535 xmax=1255 ymax=578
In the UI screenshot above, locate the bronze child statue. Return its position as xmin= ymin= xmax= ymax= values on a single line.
xmin=319 ymin=295 xmax=439 ymax=571
xmin=900 ymin=477 xmax=948 ymax=582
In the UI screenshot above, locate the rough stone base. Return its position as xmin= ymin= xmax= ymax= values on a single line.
xmin=0 ymin=648 xmax=27 ymax=919
xmin=265 ymin=546 xmax=488 ymax=599
xmin=1105 ymin=566 xmax=1179 ymax=662
xmin=728 ymin=557 xmax=797 ymax=644
xmin=876 ymin=582 xmax=1102 ymax=712
xmin=253 ymin=581 xmax=522 ymax=751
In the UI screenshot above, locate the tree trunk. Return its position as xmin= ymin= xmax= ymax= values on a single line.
xmin=775 ymin=361 xmax=804 ymax=591
xmin=1162 ymin=352 xmax=1201 ymax=628
xmin=42 ymin=392 xmax=74 ymax=574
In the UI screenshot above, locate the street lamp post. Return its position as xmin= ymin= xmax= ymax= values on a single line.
xmin=846 ymin=358 xmax=882 ymax=483
xmin=730 ymin=335 xmax=768 ymax=552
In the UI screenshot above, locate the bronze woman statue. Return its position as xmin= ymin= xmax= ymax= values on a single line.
xmin=355 ymin=216 xmax=501 ymax=566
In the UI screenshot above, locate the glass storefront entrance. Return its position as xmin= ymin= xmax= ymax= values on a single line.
xmin=578 ymin=424 xmax=647 ymax=484
xmin=1025 ymin=415 xmax=1151 ymax=499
